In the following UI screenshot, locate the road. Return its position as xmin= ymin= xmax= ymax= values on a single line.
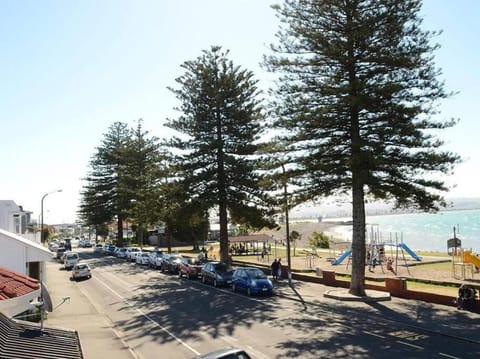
xmin=45 ymin=248 xmax=480 ymax=359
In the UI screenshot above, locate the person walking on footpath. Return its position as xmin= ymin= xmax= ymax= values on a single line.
xmin=271 ymin=258 xmax=279 ymax=281
xmin=277 ymin=258 xmax=282 ymax=280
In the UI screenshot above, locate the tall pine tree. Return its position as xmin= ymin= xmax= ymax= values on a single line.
xmin=265 ymin=0 xmax=461 ymax=295
xmin=166 ymin=46 xmax=275 ymax=264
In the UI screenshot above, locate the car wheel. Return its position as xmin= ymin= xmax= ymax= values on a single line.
xmin=213 ymin=279 xmax=218 ymax=288
xmin=247 ymin=287 xmax=252 ymax=296
xmin=232 ymin=283 xmax=236 ymax=292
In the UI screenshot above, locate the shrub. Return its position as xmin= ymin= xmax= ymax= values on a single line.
xmin=309 ymin=231 xmax=330 ymax=249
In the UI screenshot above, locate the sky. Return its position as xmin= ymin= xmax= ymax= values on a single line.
xmin=1 ymin=0 xmax=479 ymax=224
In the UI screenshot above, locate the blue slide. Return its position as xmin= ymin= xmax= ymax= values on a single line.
xmin=400 ymin=243 xmax=422 ymax=261
xmin=331 ymin=249 xmax=352 ymax=265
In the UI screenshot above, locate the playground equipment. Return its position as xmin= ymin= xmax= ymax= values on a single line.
xmin=448 ymin=226 xmax=478 ymax=280
xmin=330 ymin=226 xmax=421 ymax=277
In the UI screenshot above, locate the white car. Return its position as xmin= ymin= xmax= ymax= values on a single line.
xmin=126 ymin=247 xmax=140 ymax=262
xmin=153 ymin=254 xmax=165 ymax=269
xmin=116 ymin=247 xmax=127 ymax=258
xmin=93 ymin=244 xmax=104 ymax=253
xmin=135 ymin=252 xmax=150 ymax=265
xmin=64 ymin=252 xmax=80 ymax=270
xmin=148 ymin=251 xmax=163 ymax=268
xmin=72 ymin=263 xmax=92 ymax=280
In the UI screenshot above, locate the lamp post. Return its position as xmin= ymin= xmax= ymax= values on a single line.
xmin=281 ymin=164 xmax=292 ymax=284
xmin=40 ymin=189 xmax=62 ymax=244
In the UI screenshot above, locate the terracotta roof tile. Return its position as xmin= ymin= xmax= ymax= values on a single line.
xmin=0 ymin=266 xmax=39 ymax=300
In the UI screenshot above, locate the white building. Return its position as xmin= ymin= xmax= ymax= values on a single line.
xmin=0 ymin=200 xmax=33 ymax=235
xmin=0 ymin=228 xmax=52 ymax=282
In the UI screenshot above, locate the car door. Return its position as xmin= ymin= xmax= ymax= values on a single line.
xmin=235 ymin=269 xmax=246 ymax=290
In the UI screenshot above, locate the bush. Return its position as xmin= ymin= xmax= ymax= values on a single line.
xmin=309 ymin=231 xmax=330 ymax=249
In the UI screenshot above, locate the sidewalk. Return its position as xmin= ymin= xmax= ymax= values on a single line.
xmin=43 ymin=260 xmax=136 ymax=359
xmin=272 ymin=277 xmax=480 ymax=344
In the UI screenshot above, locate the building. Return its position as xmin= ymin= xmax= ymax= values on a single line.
xmin=0 ymin=200 xmax=33 ymax=235
xmin=0 ymin=228 xmax=52 ymax=282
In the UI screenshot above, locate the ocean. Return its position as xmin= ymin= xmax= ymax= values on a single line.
xmin=327 ymin=209 xmax=480 ymax=252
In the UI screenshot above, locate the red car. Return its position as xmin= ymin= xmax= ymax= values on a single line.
xmin=178 ymin=257 xmax=203 ymax=279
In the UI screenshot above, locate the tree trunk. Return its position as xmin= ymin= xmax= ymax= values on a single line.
xmin=349 ymin=176 xmax=367 ymax=296
xmin=219 ymin=201 xmax=229 ymax=264
xmin=117 ymin=215 xmax=124 ymax=247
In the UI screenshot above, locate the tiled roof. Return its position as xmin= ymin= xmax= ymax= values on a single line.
xmin=0 ymin=312 xmax=84 ymax=359
xmin=0 ymin=266 xmax=39 ymax=300
xmin=229 ymin=234 xmax=272 ymax=243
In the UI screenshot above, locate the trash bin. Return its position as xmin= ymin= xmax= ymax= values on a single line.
xmin=315 ymin=267 xmax=322 ymax=277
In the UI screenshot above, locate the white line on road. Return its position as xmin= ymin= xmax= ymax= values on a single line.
xmin=396 ymin=340 xmax=424 ymax=350
xmin=94 ymin=276 xmax=201 ymax=356
xmin=363 ymin=331 xmax=386 ymax=339
xmin=439 ymin=353 xmax=461 ymax=359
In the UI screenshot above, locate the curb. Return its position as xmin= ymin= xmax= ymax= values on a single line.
xmin=323 ymin=289 xmax=391 ymax=302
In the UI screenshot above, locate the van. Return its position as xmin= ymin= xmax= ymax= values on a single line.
xmin=64 ymin=252 xmax=80 ymax=270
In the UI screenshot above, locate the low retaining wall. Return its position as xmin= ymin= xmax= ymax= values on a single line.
xmin=293 ymin=270 xmax=479 ymax=312
xmin=234 ymin=260 xmax=479 ymax=312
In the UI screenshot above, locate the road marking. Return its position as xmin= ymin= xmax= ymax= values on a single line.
xmin=94 ymin=276 xmax=201 ymax=356
xmin=397 ymin=340 xmax=424 ymax=350
xmin=439 ymin=353 xmax=461 ymax=359
xmin=363 ymin=331 xmax=386 ymax=339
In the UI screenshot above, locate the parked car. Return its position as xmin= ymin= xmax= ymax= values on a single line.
xmin=195 ymin=347 xmax=251 ymax=359
xmin=148 ymin=250 xmax=163 ymax=268
xmin=201 ymin=261 xmax=233 ymax=287
xmin=232 ymin=267 xmax=273 ymax=296
xmin=116 ymin=247 xmax=128 ymax=258
xmin=78 ymin=238 xmax=92 ymax=248
xmin=178 ymin=257 xmax=203 ymax=279
xmin=48 ymin=240 xmax=59 ymax=252
xmin=72 ymin=263 xmax=92 ymax=281
xmin=104 ymin=244 xmax=116 ymax=255
xmin=63 ymin=252 xmax=80 ymax=270
xmin=135 ymin=252 xmax=150 ymax=265
xmin=152 ymin=253 xmax=165 ymax=269
xmin=92 ymin=243 xmax=103 ymax=253
xmin=55 ymin=247 xmax=66 ymax=261
xmin=160 ymin=254 xmax=183 ymax=274
xmin=126 ymin=247 xmax=141 ymax=262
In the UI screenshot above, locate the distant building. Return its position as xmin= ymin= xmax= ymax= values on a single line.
xmin=0 ymin=200 xmax=33 ymax=235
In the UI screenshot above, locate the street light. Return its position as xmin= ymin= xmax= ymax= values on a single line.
xmin=281 ymin=164 xmax=292 ymax=285
xmin=40 ymin=189 xmax=62 ymax=244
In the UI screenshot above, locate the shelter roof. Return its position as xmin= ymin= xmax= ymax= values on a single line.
xmin=0 ymin=312 xmax=84 ymax=359
xmin=228 ymin=234 xmax=272 ymax=243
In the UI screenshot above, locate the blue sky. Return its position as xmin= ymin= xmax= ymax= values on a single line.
xmin=1 ymin=0 xmax=479 ymax=224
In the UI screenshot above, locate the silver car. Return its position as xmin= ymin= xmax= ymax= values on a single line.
xmin=72 ymin=263 xmax=92 ymax=280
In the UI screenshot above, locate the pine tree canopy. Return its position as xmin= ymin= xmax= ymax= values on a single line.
xmin=265 ymin=0 xmax=461 ymax=211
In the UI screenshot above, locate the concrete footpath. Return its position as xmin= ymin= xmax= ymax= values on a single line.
xmin=43 ymin=259 xmax=479 ymax=358
xmin=43 ymin=260 xmax=137 ymax=359
xmin=273 ymin=278 xmax=480 ymax=345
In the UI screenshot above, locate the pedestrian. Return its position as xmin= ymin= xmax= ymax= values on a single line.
xmin=456 ymin=284 xmax=476 ymax=310
xmin=277 ymin=258 xmax=282 ymax=280
xmin=271 ymin=258 xmax=279 ymax=280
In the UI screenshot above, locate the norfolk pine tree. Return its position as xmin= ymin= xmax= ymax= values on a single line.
xmin=265 ymin=0 xmax=461 ymax=295
xmin=166 ymin=46 xmax=275 ymax=264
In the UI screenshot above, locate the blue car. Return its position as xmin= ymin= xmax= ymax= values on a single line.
xmin=231 ymin=267 xmax=273 ymax=296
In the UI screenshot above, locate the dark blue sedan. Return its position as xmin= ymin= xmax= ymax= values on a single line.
xmin=231 ymin=267 xmax=273 ymax=296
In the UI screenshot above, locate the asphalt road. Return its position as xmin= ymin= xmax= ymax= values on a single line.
xmin=45 ymin=248 xmax=479 ymax=359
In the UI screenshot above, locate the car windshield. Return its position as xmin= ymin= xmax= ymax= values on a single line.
xmin=76 ymin=264 xmax=88 ymax=269
xmin=246 ymin=269 xmax=267 ymax=279
xmin=214 ymin=263 xmax=228 ymax=272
